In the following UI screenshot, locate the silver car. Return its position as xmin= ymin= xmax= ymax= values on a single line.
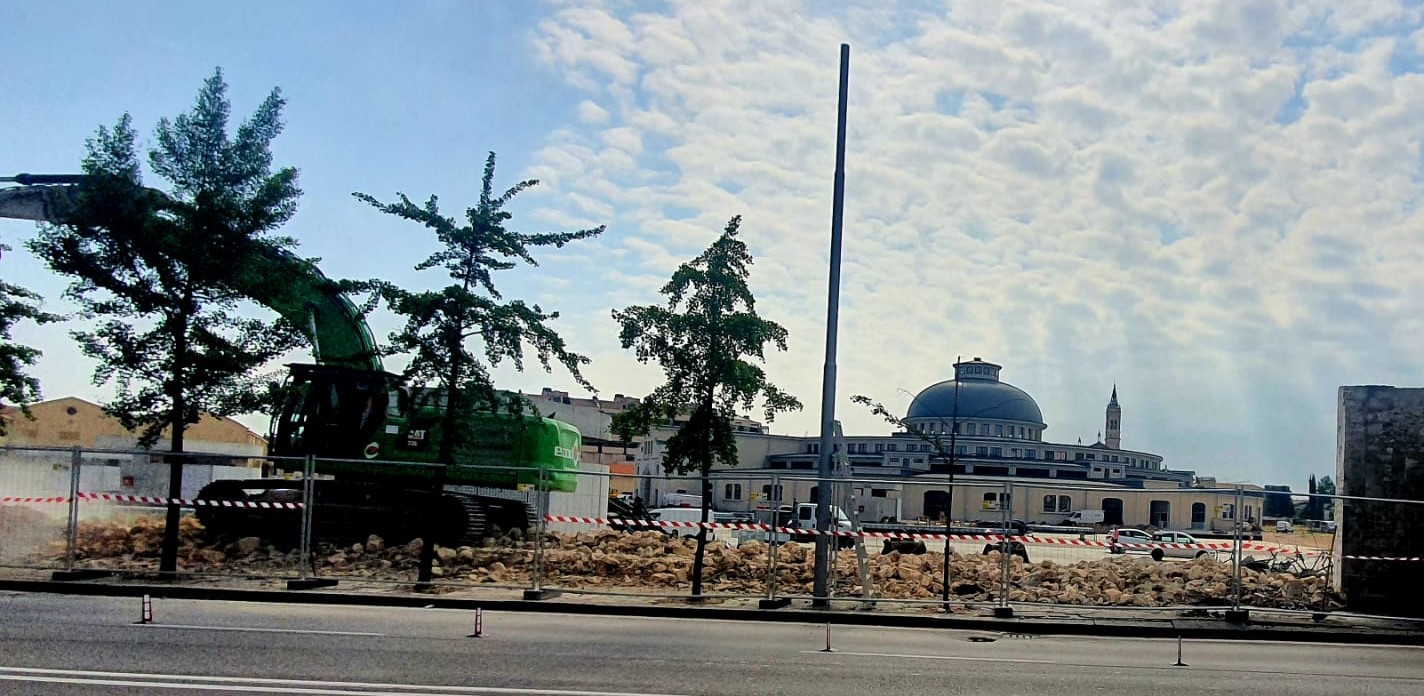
xmin=1109 ymin=527 xmax=1154 ymax=554
xmin=1147 ymin=531 xmax=1219 ymax=561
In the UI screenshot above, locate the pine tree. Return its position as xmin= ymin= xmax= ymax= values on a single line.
xmin=27 ymin=69 xmax=304 ymax=573
xmin=0 ymin=241 xmax=60 ymax=433
xmin=611 ymin=215 xmax=801 ymax=598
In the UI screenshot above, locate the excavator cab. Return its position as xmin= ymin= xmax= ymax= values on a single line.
xmin=270 ymin=363 xmax=406 ymax=460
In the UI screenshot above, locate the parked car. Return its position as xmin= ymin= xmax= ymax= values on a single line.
xmin=1146 ymin=531 xmax=1217 ymax=561
xmin=647 ymin=507 xmax=704 ymax=538
xmin=1108 ymin=527 xmax=1153 ymax=554
xmin=1275 ymin=520 xmax=1294 ymax=534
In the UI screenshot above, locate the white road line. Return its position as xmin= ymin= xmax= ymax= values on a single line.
xmin=138 ymin=624 xmax=386 ymax=637
xmin=801 ymin=650 xmax=1053 ymax=664
xmin=0 ymin=666 xmax=692 ymax=696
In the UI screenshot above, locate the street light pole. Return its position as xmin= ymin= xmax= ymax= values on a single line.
xmin=812 ymin=43 xmax=851 ymax=607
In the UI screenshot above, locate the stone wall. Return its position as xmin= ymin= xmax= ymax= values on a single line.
xmin=1335 ymin=386 xmax=1424 ymax=616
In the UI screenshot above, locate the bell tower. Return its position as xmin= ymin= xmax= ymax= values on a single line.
xmin=1105 ymin=385 xmax=1121 ymax=450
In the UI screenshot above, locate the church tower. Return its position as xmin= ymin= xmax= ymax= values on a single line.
xmin=1105 ymin=385 xmax=1121 ymax=450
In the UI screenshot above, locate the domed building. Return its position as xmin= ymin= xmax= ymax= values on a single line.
xmin=768 ymin=357 xmax=1181 ymax=484
xmin=625 ymin=357 xmax=1266 ymax=530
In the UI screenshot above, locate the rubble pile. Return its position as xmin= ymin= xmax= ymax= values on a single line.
xmin=0 ymin=505 xmax=65 ymax=560
xmin=16 ymin=515 xmax=1343 ymax=611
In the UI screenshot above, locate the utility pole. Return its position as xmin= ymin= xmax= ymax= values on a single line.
xmin=812 ymin=43 xmax=851 ymax=607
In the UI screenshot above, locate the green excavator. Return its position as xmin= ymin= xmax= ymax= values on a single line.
xmin=0 ymin=174 xmax=582 ymax=545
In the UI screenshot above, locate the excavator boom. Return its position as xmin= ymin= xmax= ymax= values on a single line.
xmin=0 ymin=176 xmax=381 ymax=372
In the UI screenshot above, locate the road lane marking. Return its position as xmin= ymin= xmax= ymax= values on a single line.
xmin=801 ymin=650 xmax=1052 ymax=664
xmin=0 ymin=666 xmax=693 ymax=696
xmin=138 ymin=623 xmax=386 ymax=637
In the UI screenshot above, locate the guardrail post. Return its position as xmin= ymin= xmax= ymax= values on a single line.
xmin=524 ymin=465 xmax=558 ymax=600
xmin=1226 ymin=486 xmax=1249 ymax=623
xmin=994 ymin=480 xmax=1014 ymax=618
xmin=759 ymin=473 xmax=789 ymax=609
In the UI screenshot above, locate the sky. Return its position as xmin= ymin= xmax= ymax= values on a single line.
xmin=4 ymin=0 xmax=1424 ymax=491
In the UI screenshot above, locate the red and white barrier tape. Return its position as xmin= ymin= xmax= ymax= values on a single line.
xmin=544 ymin=515 xmax=1424 ymax=560
xmin=0 ymin=495 xmax=68 ymax=504
xmin=75 ymin=492 xmax=301 ymax=509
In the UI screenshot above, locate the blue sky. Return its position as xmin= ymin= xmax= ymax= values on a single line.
xmin=5 ymin=0 xmax=1424 ymax=491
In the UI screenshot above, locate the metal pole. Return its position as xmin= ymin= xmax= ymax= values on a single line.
xmin=941 ymin=356 xmax=961 ymax=609
xmin=766 ymin=474 xmax=781 ymax=602
xmin=533 ymin=467 xmax=548 ymax=592
xmin=1000 ymin=480 xmax=1012 ymax=608
xmin=812 ymin=41 xmax=852 ymax=607
xmin=1232 ymin=486 xmax=1244 ymax=611
xmin=64 ymin=447 xmax=82 ymax=572
xmin=298 ymin=455 xmax=315 ymax=580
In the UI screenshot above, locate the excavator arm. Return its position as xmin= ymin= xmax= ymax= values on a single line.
xmin=0 ymin=174 xmax=383 ymax=372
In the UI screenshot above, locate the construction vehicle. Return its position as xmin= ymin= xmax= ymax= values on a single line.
xmin=0 ymin=174 xmax=582 ymax=545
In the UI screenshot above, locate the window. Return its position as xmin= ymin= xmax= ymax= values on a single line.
xmin=983 ymin=492 xmax=1000 ymax=510
xmin=1057 ymin=495 xmax=1072 ymax=513
xmin=724 ymin=483 xmax=742 ymax=500
xmin=761 ymin=484 xmax=783 ymax=501
xmin=956 ymin=445 xmax=967 ymax=455
xmin=967 ymin=423 xmax=976 ymax=435
xmin=1075 ymin=452 xmax=1085 ymax=460
xmin=1042 ymin=495 xmax=1057 ymax=513
xmin=871 ymin=489 xmax=889 ymax=498
xmin=914 ymin=458 xmax=924 ymax=464
xmin=1011 ymin=448 xmax=1021 ymax=458
xmin=996 ymin=424 xmax=1004 ymax=436
xmin=976 ymin=446 xmax=988 ymax=456
xmin=990 ymin=447 xmax=1002 ymax=457
xmin=1042 ymin=450 xmax=1052 ymax=460
xmin=1025 ymin=449 xmax=1036 ymax=459
xmin=875 ymin=443 xmax=883 ymax=453
xmin=1087 ymin=453 xmax=1096 ymax=460
xmin=1019 ymin=426 xmax=1026 ymax=438
xmin=808 ymin=443 xmax=819 ymax=454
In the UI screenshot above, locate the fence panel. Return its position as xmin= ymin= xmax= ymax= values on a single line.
xmin=0 ymin=447 xmax=71 ymax=571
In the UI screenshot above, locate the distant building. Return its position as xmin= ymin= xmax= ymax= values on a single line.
xmin=0 ymin=396 xmax=267 ymax=500
xmin=538 ymin=357 xmax=1270 ymax=531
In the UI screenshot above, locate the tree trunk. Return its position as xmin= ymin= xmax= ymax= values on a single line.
xmin=690 ymin=462 xmax=710 ymax=600
xmin=159 ymin=302 xmax=192 ymax=576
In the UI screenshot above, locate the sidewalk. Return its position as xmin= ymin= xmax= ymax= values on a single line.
xmin=2 ymin=573 xmax=1421 ymax=646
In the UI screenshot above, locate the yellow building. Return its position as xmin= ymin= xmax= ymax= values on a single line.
xmin=1 ymin=396 xmax=265 ymax=454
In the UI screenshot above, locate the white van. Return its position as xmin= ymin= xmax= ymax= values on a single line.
xmin=648 ymin=507 xmax=705 ymax=538
xmin=1275 ymin=520 xmax=1294 ymax=534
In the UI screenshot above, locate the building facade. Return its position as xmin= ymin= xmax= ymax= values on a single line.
xmin=599 ymin=358 xmax=1266 ymax=531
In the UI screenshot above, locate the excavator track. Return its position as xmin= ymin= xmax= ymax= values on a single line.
xmin=194 ymin=479 xmax=531 ymax=547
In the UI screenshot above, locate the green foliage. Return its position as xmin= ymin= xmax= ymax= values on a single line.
xmin=0 ymin=241 xmax=61 ymax=432
xmin=26 ymin=69 xmax=304 ymax=449
xmin=610 ymin=215 xmax=802 ymax=476
xmin=354 ymin=151 xmax=603 ymax=463
xmin=850 ymin=394 xmax=956 ymax=462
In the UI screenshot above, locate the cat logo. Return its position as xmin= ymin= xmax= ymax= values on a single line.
xmin=553 ymin=446 xmax=576 ymax=461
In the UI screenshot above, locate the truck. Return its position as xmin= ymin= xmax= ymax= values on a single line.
xmin=1061 ymin=510 xmax=1105 ymax=526
xmin=0 ymin=174 xmax=583 ymax=546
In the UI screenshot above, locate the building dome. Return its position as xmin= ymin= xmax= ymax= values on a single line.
xmin=905 ymin=358 xmax=1045 ymax=426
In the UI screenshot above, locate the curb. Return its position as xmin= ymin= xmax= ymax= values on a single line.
xmin=2 ymin=579 xmax=1421 ymax=646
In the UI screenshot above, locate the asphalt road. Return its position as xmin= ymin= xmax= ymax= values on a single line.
xmin=1 ymin=591 xmax=1421 ymax=695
